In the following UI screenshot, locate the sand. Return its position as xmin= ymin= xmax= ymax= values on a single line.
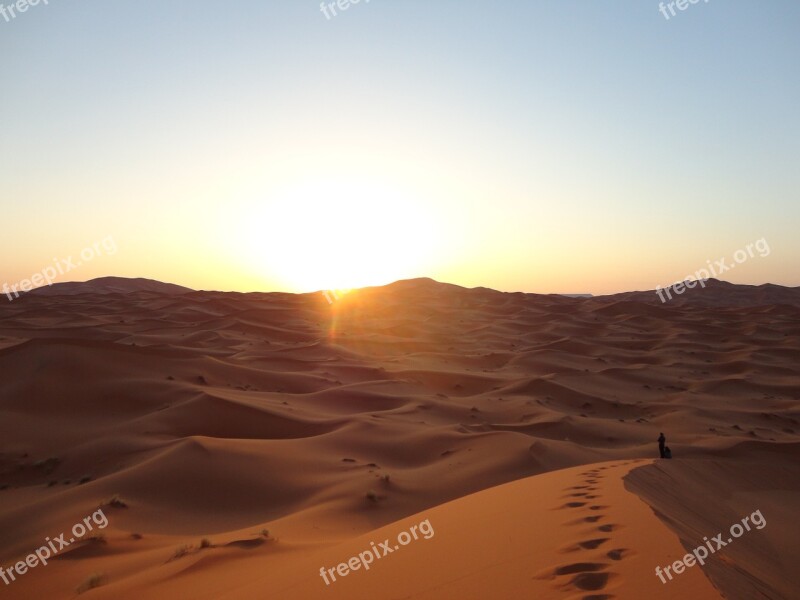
xmin=0 ymin=277 xmax=797 ymax=599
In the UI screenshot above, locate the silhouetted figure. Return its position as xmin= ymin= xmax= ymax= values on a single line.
xmin=664 ymin=446 xmax=672 ymax=459
xmin=658 ymin=432 xmax=666 ymax=458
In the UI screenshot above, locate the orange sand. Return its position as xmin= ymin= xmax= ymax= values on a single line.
xmin=0 ymin=277 xmax=797 ymax=599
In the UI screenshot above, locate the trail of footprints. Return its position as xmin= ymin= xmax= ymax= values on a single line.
xmin=535 ymin=463 xmax=639 ymax=600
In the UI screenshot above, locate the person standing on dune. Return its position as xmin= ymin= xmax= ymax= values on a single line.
xmin=658 ymin=432 xmax=666 ymax=458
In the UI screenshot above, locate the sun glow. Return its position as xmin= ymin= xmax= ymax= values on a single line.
xmin=240 ymin=177 xmax=440 ymax=292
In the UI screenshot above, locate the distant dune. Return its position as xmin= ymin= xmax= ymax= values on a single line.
xmin=0 ymin=277 xmax=797 ymax=599
xmin=597 ymin=278 xmax=800 ymax=307
xmin=28 ymin=276 xmax=194 ymax=297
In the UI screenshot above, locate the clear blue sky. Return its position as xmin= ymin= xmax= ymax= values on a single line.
xmin=2 ymin=1 xmax=798 ymax=294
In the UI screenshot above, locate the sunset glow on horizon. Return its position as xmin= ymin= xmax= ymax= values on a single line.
xmin=2 ymin=2 xmax=799 ymax=296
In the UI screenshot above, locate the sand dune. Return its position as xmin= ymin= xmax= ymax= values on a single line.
xmin=0 ymin=277 xmax=798 ymax=599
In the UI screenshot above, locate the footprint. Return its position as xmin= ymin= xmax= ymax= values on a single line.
xmin=585 ymin=494 xmax=600 ymax=499
xmin=597 ymin=524 xmax=618 ymax=532
xmin=566 ymin=515 xmax=604 ymax=526
xmin=606 ymin=548 xmax=630 ymax=561
xmin=589 ymin=505 xmax=608 ymax=511
xmin=563 ymin=502 xmax=587 ymax=508
xmin=571 ymin=572 xmax=610 ymax=591
xmin=578 ymin=538 xmax=610 ymax=550
xmin=583 ymin=516 xmax=603 ymax=523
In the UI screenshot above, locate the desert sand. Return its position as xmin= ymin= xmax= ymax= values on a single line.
xmin=0 ymin=277 xmax=798 ymax=599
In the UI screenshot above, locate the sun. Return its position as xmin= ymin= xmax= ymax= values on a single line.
xmin=240 ymin=177 xmax=440 ymax=292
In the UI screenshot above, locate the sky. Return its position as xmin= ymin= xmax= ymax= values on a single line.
xmin=1 ymin=0 xmax=799 ymax=295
